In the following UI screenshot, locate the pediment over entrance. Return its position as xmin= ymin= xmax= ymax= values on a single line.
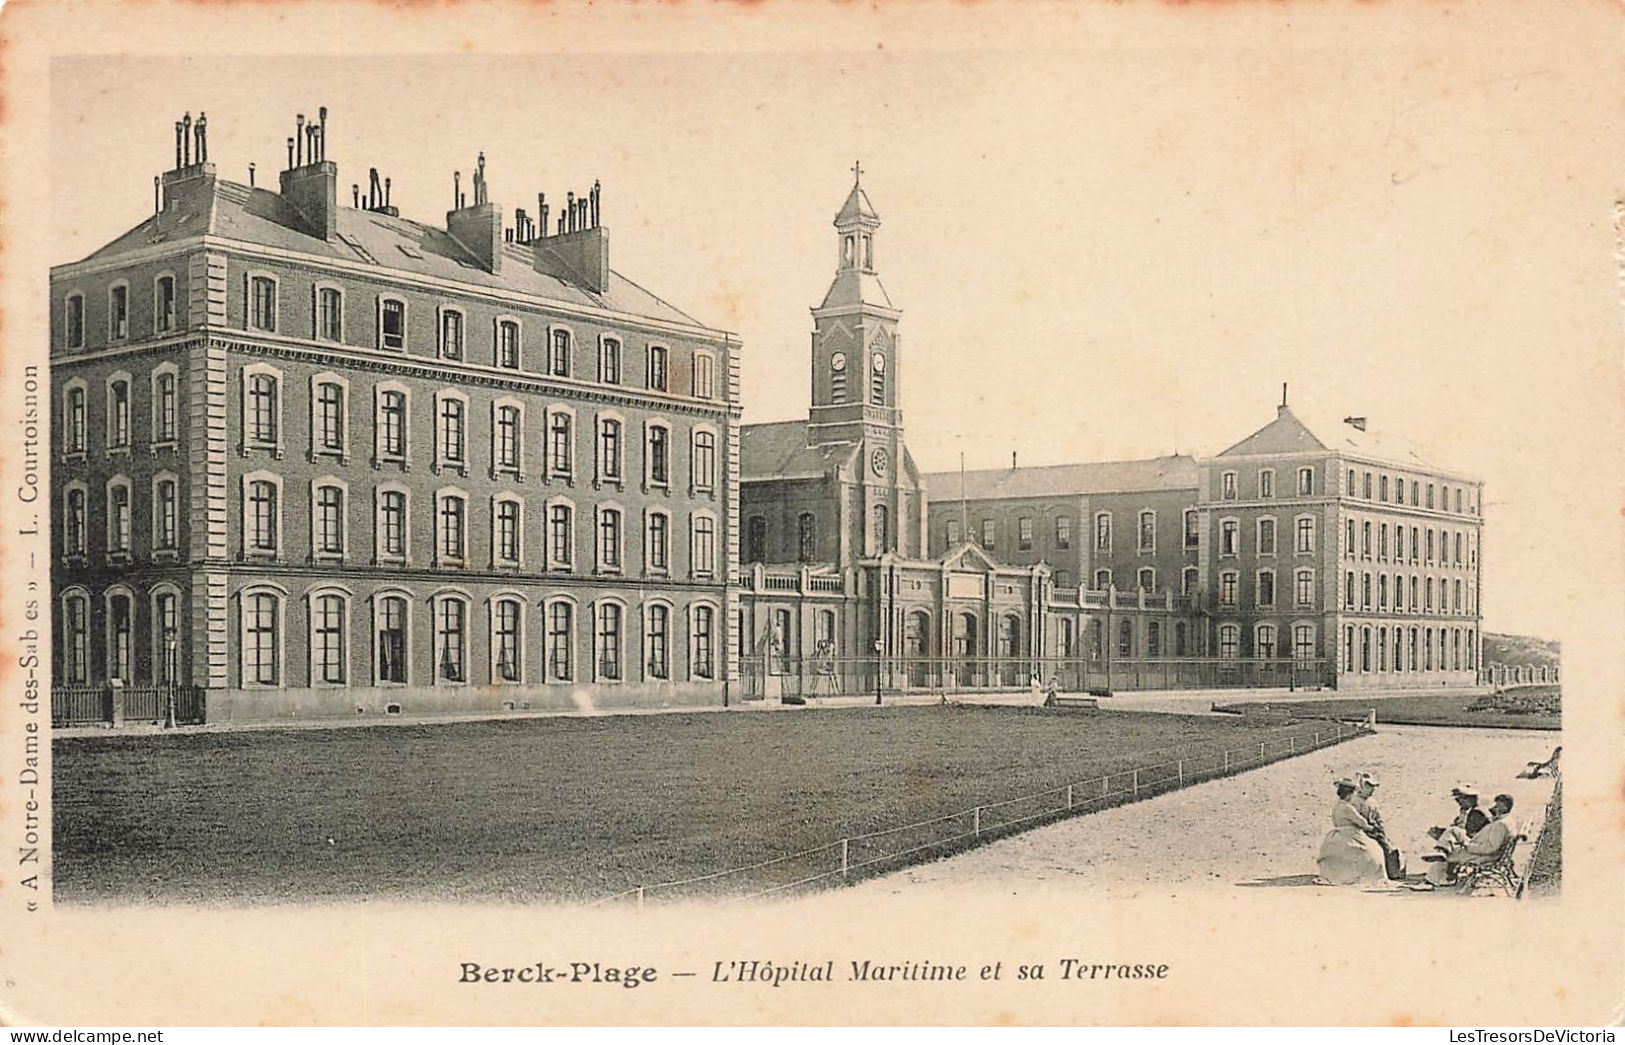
xmin=937 ymin=541 xmax=999 ymax=573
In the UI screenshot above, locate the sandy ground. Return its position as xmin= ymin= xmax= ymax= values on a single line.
xmin=837 ymin=723 xmax=1557 ymax=897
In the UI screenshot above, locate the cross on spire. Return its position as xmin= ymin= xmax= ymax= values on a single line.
xmin=851 ymin=159 xmax=864 ymax=184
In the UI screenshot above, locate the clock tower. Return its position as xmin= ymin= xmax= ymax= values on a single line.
xmin=807 ymin=164 xmax=920 ymax=559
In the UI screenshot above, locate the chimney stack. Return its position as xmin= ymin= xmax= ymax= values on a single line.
xmin=447 ymin=154 xmax=503 ymax=274
xmin=279 ymin=108 xmax=338 ymax=240
xmin=160 ymin=111 xmax=218 ymax=214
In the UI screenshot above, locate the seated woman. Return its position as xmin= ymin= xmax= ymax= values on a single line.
xmin=1418 ymin=794 xmax=1514 ymax=889
xmin=1316 ymin=778 xmax=1386 ymax=885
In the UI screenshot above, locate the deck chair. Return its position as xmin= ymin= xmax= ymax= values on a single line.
xmin=1452 ymin=834 xmax=1527 ymax=897
xmin=1517 ymin=746 xmax=1561 ymax=779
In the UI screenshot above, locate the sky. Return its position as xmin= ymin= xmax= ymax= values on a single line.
xmin=46 ymin=10 xmax=1624 ymax=638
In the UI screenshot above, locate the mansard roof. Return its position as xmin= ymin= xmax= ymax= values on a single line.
xmin=72 ymin=179 xmax=709 ymax=330
xmin=923 ymin=455 xmax=1200 ymax=502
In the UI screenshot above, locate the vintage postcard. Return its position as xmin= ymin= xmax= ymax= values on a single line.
xmin=1 ymin=0 xmax=1622 ymax=1028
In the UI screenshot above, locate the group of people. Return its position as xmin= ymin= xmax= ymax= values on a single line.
xmin=1316 ymin=774 xmax=1516 ymax=890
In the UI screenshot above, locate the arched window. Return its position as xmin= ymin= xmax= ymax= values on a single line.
xmin=243 ymin=473 xmax=280 ymax=556
xmin=377 ymin=296 xmax=407 ymax=351
xmin=691 ymin=512 xmax=717 ymax=577
xmin=63 ymin=380 xmax=87 ymax=454
xmin=1255 ymin=624 xmax=1276 ymax=660
xmin=61 ymin=590 xmax=90 ymax=684
xmin=108 ymin=281 xmax=130 ymax=340
xmin=646 ymin=603 xmax=671 ymax=680
xmin=434 ymin=390 xmax=469 ymax=472
xmin=548 ymin=326 xmax=572 ymax=378
xmin=493 ymin=400 xmax=523 ymax=477
xmin=1117 ymin=619 xmax=1133 ymax=658
xmin=105 ymin=589 xmax=134 ymax=684
xmin=1293 ymin=624 xmax=1317 ymax=667
xmin=241 ymin=364 xmax=282 ymax=452
xmin=645 ymin=422 xmax=670 ymax=487
xmin=646 ymin=344 xmax=669 ymax=392
xmin=437 ymin=306 xmax=465 ymax=361
xmin=63 ymin=483 xmax=87 ymax=557
xmin=646 ymin=510 xmax=671 ymax=573
xmin=491 ymin=596 xmax=524 ymax=683
xmin=1137 ymin=567 xmax=1155 ymax=591
xmin=374 ymin=592 xmax=410 ymax=685
xmin=308 ymin=589 xmax=350 ymax=686
xmin=106 ymin=476 xmax=132 ymax=557
xmin=598 ymin=505 xmax=623 ymax=571
xmin=1094 ymin=568 xmax=1113 ymax=591
xmin=311 ymin=479 xmax=347 ymax=559
xmin=798 ymin=513 xmax=817 ymax=562
xmin=596 ymin=601 xmax=624 ymax=682
xmin=492 ymin=495 xmax=523 ymax=567
xmin=599 ymin=336 xmax=622 ymax=384
xmin=598 ymin=415 xmax=624 ymax=482
xmin=106 ymin=374 xmax=131 ymax=450
xmin=152 ymin=473 xmax=179 ymax=553
xmin=548 ymin=499 xmax=575 ymax=570
xmin=151 ymin=364 xmax=180 ymax=444
xmin=691 ymin=604 xmax=716 ymax=680
xmin=1218 ymin=624 xmax=1240 ymax=660
xmin=546 ymin=599 xmax=575 ymax=681
xmin=692 ymin=428 xmax=718 ymax=493
xmin=874 ymin=504 xmax=890 ymax=554
xmin=314 ymin=284 xmax=343 ymax=342
xmin=246 ymin=273 xmax=277 ymax=332
xmin=1174 ymin=621 xmax=1188 ymax=657
xmin=240 ymin=587 xmax=284 ymax=687
xmin=436 ymin=488 xmax=468 ymax=566
xmin=64 ymin=292 xmax=86 ymax=349
xmin=495 ymin=318 xmax=521 ymax=370
xmin=433 ymin=593 xmax=470 ymax=684
xmin=312 ymin=377 xmax=347 ymax=458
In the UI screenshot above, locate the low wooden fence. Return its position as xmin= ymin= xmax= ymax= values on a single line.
xmin=594 ymin=716 xmax=1372 ymax=906
xmin=51 ymin=684 xmax=207 ymax=728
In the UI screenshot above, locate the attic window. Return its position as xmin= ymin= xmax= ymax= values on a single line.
xmin=397 ymin=244 xmax=424 ymax=260
xmin=336 ymin=232 xmax=378 ymax=265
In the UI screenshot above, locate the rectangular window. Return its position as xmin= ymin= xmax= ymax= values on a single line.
xmin=600 ymin=509 xmax=622 ymax=569
xmin=1018 ymin=517 xmax=1034 ymax=550
xmin=66 ymin=295 xmax=85 ymax=349
xmin=380 ymin=491 xmax=405 ymax=558
xmin=1221 ymin=472 xmax=1237 ymax=499
xmin=1379 ymin=523 xmax=1389 ymax=562
xmin=317 ymin=287 xmax=342 ymax=341
xmin=316 ymin=486 xmax=343 ymax=555
xmin=648 ymin=513 xmax=670 ymax=570
xmin=600 ymin=338 xmax=622 ymax=384
xmin=946 ymin=519 xmax=961 ymax=545
xmin=694 ymin=517 xmax=716 ymax=575
xmin=249 ymin=277 xmax=276 ymax=332
xmin=1297 ymin=570 xmax=1315 ymax=606
xmin=496 ymin=406 xmax=521 ymax=471
xmin=65 ymin=490 xmax=85 ymax=555
xmin=247 ymin=375 xmax=277 ymax=445
xmin=1256 ymin=626 xmax=1276 ymax=660
xmin=1218 ymin=626 xmax=1239 ymax=660
xmin=248 ymin=481 xmax=277 ymax=551
xmin=694 ymin=353 xmax=715 ymax=399
xmin=109 ymin=485 xmax=131 ymax=552
xmin=1219 ymin=572 xmax=1237 ymax=606
xmin=440 ymin=496 xmax=465 ymax=561
xmin=1056 ymin=515 xmax=1072 ymax=549
xmin=1220 ymin=519 xmax=1238 ymax=556
xmin=66 ymin=388 xmax=86 ymax=452
xmin=647 ymin=345 xmax=669 ymax=391
xmin=1257 ymin=570 xmax=1275 ymax=607
xmin=693 ymin=432 xmax=716 ymax=492
xmin=1259 ymin=470 xmax=1274 ymax=498
xmin=380 ymin=299 xmax=406 ymax=351
xmin=440 ymin=310 xmax=464 ymax=360
xmin=600 ymin=420 xmax=622 ymax=481
xmin=156 ymin=277 xmax=176 ymax=333
xmin=110 ymin=285 xmax=129 ymax=339
xmin=64 ymin=598 xmax=88 ymax=683
xmin=982 ymin=518 xmax=996 ymax=550
xmin=550 ymin=505 xmax=573 ymax=566
xmin=155 ymin=373 xmax=177 ymax=442
xmin=379 ymin=391 xmax=406 ymax=459
xmin=1258 ymin=518 xmax=1276 ymax=556
xmin=317 ymin=383 xmax=344 ymax=453
xmin=648 ymin=427 xmax=669 ymax=485
xmin=497 ymin=321 xmax=520 ymax=369
xmin=1183 ymin=510 xmax=1198 ymax=549
xmin=1095 ymin=513 xmax=1111 ymax=551
xmin=156 ymin=480 xmax=178 ymax=549
xmin=549 ymin=414 xmax=573 ymax=477
xmin=109 ymin=381 xmax=130 ymax=448
xmin=1296 ymin=517 xmax=1314 ymax=554
xmin=440 ymin=399 xmax=465 ymax=465
xmin=549 ymin=330 xmax=571 ymax=377
xmin=1138 ymin=510 xmax=1155 ymax=551
xmin=1297 ymin=468 xmax=1313 ymax=496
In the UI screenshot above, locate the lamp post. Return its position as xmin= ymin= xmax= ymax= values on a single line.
xmin=163 ymin=635 xmax=178 ymax=729
xmin=872 ymin=639 xmax=883 ymax=706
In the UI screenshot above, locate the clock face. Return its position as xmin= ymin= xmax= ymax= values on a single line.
xmin=871 ymin=448 xmax=890 ymax=476
xmin=871 ymin=351 xmax=886 ymax=373
xmin=830 ymin=352 xmax=847 ymax=372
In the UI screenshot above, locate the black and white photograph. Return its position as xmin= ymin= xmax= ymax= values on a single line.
xmin=1 ymin=0 xmax=1621 ymax=1030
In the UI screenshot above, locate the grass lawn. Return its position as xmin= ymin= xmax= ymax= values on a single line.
xmin=55 ymin=704 xmax=1346 ymax=905
xmin=1215 ymin=689 xmax=1561 ymax=731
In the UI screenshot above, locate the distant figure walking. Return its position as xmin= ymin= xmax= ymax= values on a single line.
xmin=1043 ymin=675 xmax=1060 ymax=707
xmin=1316 ymin=778 xmax=1386 ymax=885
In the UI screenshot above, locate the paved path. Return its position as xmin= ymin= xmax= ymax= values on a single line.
xmin=833 ymin=724 xmax=1556 ymax=897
